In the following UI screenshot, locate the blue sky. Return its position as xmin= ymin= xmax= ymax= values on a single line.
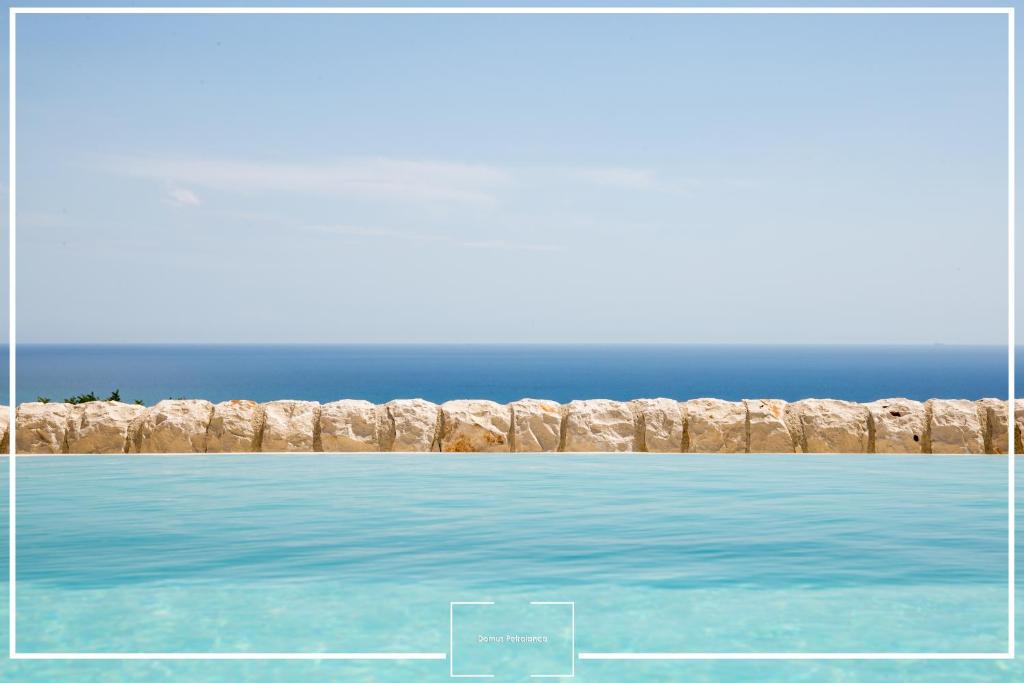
xmin=7 ymin=7 xmax=1013 ymax=343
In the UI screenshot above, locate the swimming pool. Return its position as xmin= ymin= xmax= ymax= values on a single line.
xmin=2 ymin=455 xmax=1019 ymax=681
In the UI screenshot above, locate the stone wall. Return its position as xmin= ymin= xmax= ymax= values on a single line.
xmin=1 ymin=398 xmax=1021 ymax=455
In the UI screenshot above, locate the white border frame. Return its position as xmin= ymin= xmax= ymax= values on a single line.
xmin=5 ymin=5 xmax=1016 ymax=666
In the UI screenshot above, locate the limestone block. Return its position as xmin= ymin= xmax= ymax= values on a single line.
xmin=927 ymin=399 xmax=984 ymax=454
xmin=261 ymin=400 xmax=319 ymax=452
xmin=562 ymin=399 xmax=635 ymax=452
xmin=0 ymin=405 xmax=8 ymax=454
xmin=790 ymin=399 xmax=869 ymax=453
xmin=15 ymin=402 xmax=73 ymax=454
xmin=207 ymin=400 xmax=264 ymax=453
xmin=383 ymin=399 xmax=440 ymax=452
xmin=13 ymin=394 xmax=1011 ymax=456
xmin=509 ymin=399 xmax=562 ymax=452
xmin=440 ymin=400 xmax=511 ymax=452
xmin=130 ymin=400 xmax=213 ymax=453
xmin=1015 ymin=400 xmax=1024 ymax=454
xmin=67 ymin=401 xmax=145 ymax=454
xmin=976 ymin=398 xmax=1010 ymax=454
xmin=686 ymin=399 xmax=746 ymax=453
xmin=631 ymin=398 xmax=684 ymax=452
xmin=744 ymin=399 xmax=795 ymax=453
xmin=320 ymin=399 xmax=383 ymax=452
xmin=865 ymin=398 xmax=926 ymax=454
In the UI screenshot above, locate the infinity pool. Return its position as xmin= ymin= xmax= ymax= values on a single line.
xmin=1 ymin=455 xmax=1020 ymax=681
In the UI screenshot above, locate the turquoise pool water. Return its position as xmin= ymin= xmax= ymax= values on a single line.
xmin=1 ymin=455 xmax=1020 ymax=681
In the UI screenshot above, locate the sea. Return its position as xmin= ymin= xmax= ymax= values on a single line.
xmin=5 ymin=343 xmax=1017 ymax=406
xmin=0 ymin=345 xmax=1021 ymax=681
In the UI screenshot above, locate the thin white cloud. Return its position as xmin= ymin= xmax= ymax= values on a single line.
xmin=460 ymin=239 xmax=563 ymax=253
xmin=305 ymin=224 xmax=442 ymax=242
xmin=165 ymin=187 xmax=201 ymax=207
xmin=571 ymin=166 xmax=659 ymax=190
xmin=107 ymin=156 xmax=511 ymax=205
xmin=100 ymin=154 xmax=702 ymax=203
xmin=565 ymin=165 xmax=706 ymax=195
xmin=305 ymin=224 xmax=562 ymax=252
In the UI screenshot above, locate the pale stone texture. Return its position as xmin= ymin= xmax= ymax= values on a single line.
xmin=976 ymin=398 xmax=1010 ymax=455
xmin=207 ymin=400 xmax=264 ymax=453
xmin=631 ymin=398 xmax=684 ymax=452
xmin=509 ymin=399 xmax=562 ymax=452
xmin=783 ymin=406 xmax=805 ymax=454
xmin=66 ymin=401 xmax=145 ymax=454
xmin=926 ymin=399 xmax=985 ymax=454
xmin=130 ymin=400 xmax=213 ymax=453
xmin=563 ymin=399 xmax=635 ymax=452
xmin=261 ymin=400 xmax=319 ymax=452
xmin=686 ymin=399 xmax=746 ymax=453
xmin=383 ymin=399 xmax=440 ymax=452
xmin=743 ymin=399 xmax=795 ymax=453
xmin=0 ymin=405 xmax=8 ymax=454
xmin=1016 ymin=400 xmax=1024 ymax=454
xmin=790 ymin=399 xmax=869 ymax=453
xmin=865 ymin=398 xmax=926 ymax=454
xmin=440 ymin=400 xmax=511 ymax=452
xmin=12 ymin=396 xmax=1016 ymax=455
xmin=15 ymin=402 xmax=73 ymax=454
xmin=320 ymin=400 xmax=384 ymax=452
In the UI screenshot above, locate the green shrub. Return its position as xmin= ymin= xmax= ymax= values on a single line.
xmin=64 ymin=391 xmax=100 ymax=405
xmin=63 ymin=389 xmax=125 ymax=405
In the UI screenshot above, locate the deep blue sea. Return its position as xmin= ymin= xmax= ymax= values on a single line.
xmin=6 ymin=344 xmax=1017 ymax=406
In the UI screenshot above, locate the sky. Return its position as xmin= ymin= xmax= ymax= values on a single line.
xmin=6 ymin=6 xmax=1014 ymax=343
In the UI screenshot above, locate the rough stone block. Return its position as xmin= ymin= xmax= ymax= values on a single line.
xmin=745 ymin=399 xmax=795 ymax=453
xmin=130 ymin=399 xmax=213 ymax=453
xmin=631 ymin=398 xmax=684 ymax=452
xmin=976 ymin=398 xmax=1010 ymax=454
xmin=320 ymin=399 xmax=383 ymax=452
xmin=67 ymin=401 xmax=145 ymax=454
xmin=865 ymin=398 xmax=926 ymax=454
xmin=0 ymin=405 xmax=8 ymax=454
xmin=440 ymin=400 xmax=511 ymax=452
xmin=790 ymin=399 xmax=869 ymax=453
xmin=686 ymin=399 xmax=746 ymax=453
xmin=1015 ymin=400 xmax=1024 ymax=454
xmin=261 ymin=400 xmax=319 ymax=452
xmin=382 ymin=399 xmax=440 ymax=452
xmin=563 ymin=399 xmax=635 ymax=452
xmin=927 ymin=399 xmax=984 ymax=454
xmin=207 ymin=400 xmax=264 ymax=453
xmin=15 ymin=402 xmax=73 ymax=454
xmin=509 ymin=399 xmax=562 ymax=452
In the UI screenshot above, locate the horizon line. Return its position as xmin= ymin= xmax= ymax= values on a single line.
xmin=5 ymin=341 xmax=1015 ymax=347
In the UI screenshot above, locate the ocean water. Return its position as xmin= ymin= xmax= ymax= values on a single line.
xmin=9 ymin=344 xmax=1015 ymax=406
xmin=1 ymin=455 xmax=1020 ymax=681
